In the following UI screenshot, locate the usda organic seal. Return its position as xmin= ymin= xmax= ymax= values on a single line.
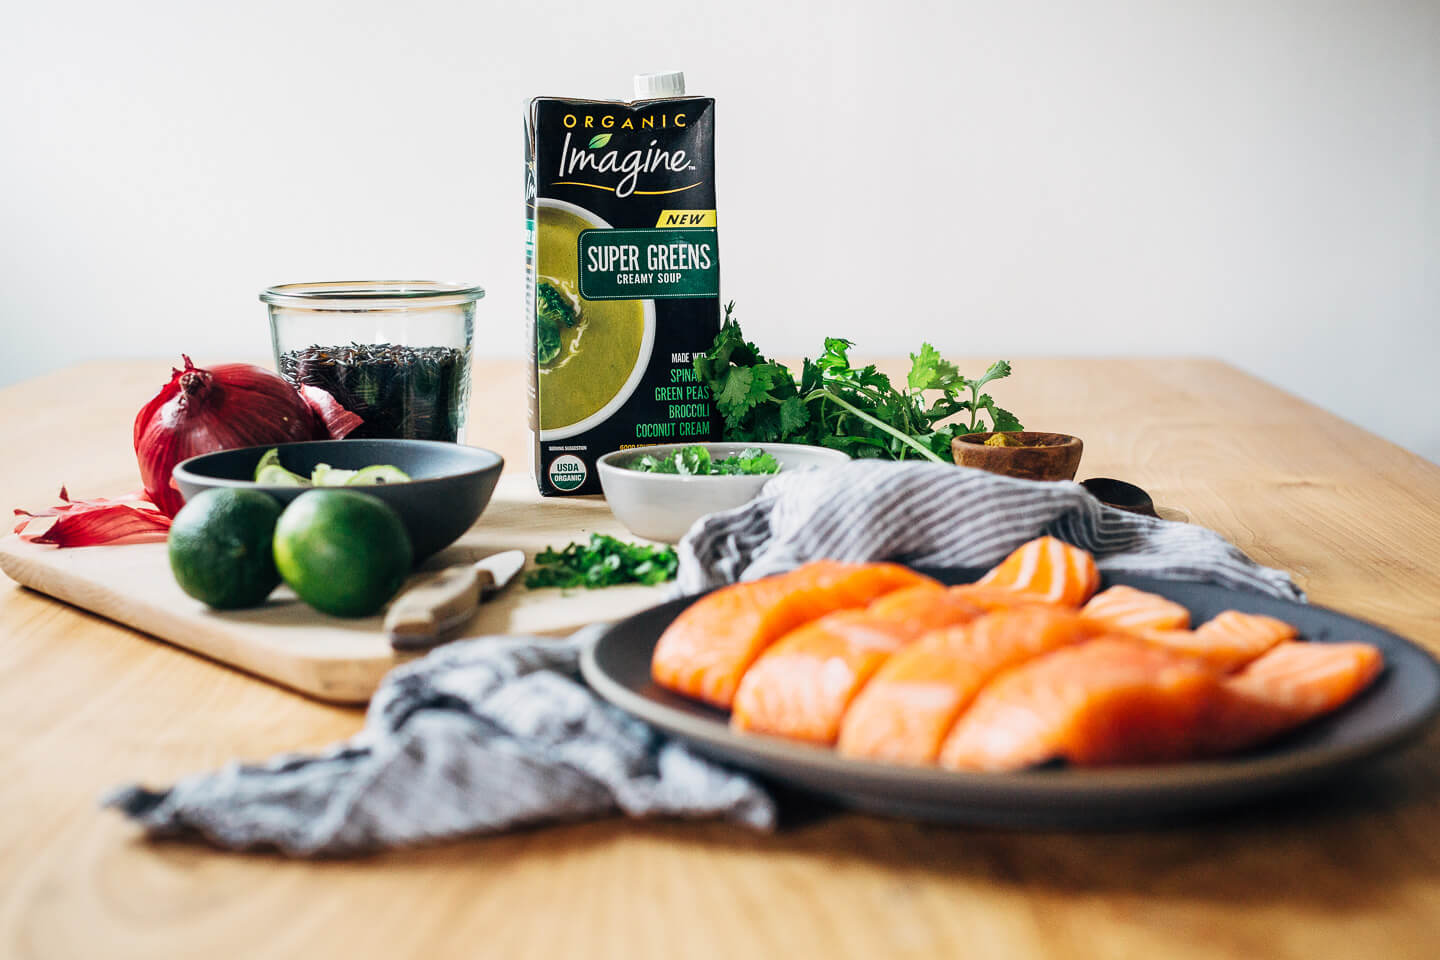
xmin=548 ymin=454 xmax=587 ymax=492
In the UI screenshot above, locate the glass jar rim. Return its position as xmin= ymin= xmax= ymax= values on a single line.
xmin=260 ymin=281 xmax=486 ymax=310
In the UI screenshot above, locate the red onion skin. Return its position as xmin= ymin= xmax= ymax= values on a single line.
xmin=134 ymin=356 xmax=329 ymax=517
xmin=15 ymin=488 xmax=171 ymax=545
xmin=297 ymin=384 xmax=364 ymax=439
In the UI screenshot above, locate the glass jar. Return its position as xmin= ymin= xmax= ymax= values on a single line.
xmin=261 ymin=281 xmax=484 ymax=443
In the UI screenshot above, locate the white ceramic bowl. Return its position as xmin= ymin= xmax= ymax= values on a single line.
xmin=597 ymin=442 xmax=851 ymax=543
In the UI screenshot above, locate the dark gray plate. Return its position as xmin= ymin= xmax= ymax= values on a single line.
xmin=173 ymin=439 xmax=502 ymax=561
xmin=581 ymin=570 xmax=1440 ymax=827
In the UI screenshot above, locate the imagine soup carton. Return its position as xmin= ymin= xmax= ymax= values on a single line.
xmin=525 ymin=71 xmax=721 ymax=495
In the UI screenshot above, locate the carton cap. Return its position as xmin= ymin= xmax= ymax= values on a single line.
xmin=634 ymin=71 xmax=685 ymax=100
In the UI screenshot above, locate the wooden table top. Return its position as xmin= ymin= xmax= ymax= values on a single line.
xmin=3 ymin=356 xmax=1439 ymax=959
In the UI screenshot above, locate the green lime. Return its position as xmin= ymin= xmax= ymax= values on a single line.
xmin=272 ymin=489 xmax=413 ymax=617
xmin=168 ymin=488 xmax=283 ymax=609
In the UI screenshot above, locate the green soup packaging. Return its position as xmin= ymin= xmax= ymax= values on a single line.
xmin=525 ymin=72 xmax=721 ymax=495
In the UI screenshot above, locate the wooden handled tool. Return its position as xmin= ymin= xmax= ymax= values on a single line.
xmin=384 ymin=550 xmax=526 ymax=651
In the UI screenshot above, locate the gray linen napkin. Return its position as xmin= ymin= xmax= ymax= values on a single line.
xmin=108 ymin=461 xmax=1300 ymax=856
xmin=677 ymin=461 xmax=1303 ymax=602
xmin=105 ymin=629 xmax=776 ymax=856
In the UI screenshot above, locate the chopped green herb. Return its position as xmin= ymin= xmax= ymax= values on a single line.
xmin=524 ymin=533 xmax=678 ymax=589
xmin=694 ymin=303 xmax=1021 ymax=462
xmin=628 ymin=444 xmax=781 ymax=476
xmin=714 ymin=448 xmax=780 ymax=475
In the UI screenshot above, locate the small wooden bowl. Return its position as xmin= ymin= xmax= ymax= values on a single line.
xmin=951 ymin=432 xmax=1083 ymax=482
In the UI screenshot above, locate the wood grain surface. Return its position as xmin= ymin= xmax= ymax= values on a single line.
xmin=3 ymin=357 xmax=1439 ymax=960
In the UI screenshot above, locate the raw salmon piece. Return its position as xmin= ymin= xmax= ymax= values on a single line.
xmin=1139 ymin=610 xmax=1297 ymax=672
xmin=948 ymin=584 xmax=1061 ymax=612
xmin=651 ymin=561 xmax=935 ymax=708
xmin=1198 ymin=641 xmax=1384 ymax=754
xmin=974 ymin=536 xmax=1100 ymax=607
xmin=938 ymin=638 xmax=1220 ymax=771
xmin=730 ymin=585 xmax=984 ymax=744
xmin=837 ymin=607 xmax=1092 ymax=764
xmin=864 ymin=581 xmax=948 ymax=616
xmin=1082 ymin=584 xmax=1191 ymax=633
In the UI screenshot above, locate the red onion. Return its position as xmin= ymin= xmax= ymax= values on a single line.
xmin=135 ymin=356 xmax=360 ymax=517
xmin=12 ymin=357 xmax=361 ymax=546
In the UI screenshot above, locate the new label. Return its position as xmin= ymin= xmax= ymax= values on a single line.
xmin=548 ymin=454 xmax=587 ymax=492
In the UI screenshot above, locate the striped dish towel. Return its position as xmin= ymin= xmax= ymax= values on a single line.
xmin=677 ymin=461 xmax=1302 ymax=602
xmin=105 ymin=629 xmax=776 ymax=856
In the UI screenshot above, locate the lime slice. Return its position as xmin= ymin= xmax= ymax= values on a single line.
xmin=253 ymin=448 xmax=309 ymax=485
xmin=346 ymin=465 xmax=412 ymax=486
xmin=310 ymin=463 xmax=358 ymax=487
xmin=254 ymin=448 xmax=282 ymax=479
xmin=255 ymin=462 xmax=310 ymax=487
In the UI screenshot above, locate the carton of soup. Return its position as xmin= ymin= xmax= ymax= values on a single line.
xmin=525 ymin=72 xmax=721 ymax=495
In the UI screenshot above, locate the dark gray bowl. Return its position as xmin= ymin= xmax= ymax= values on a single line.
xmin=172 ymin=439 xmax=503 ymax=561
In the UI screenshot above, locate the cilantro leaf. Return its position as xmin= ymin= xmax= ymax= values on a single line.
xmin=907 ymin=343 xmax=961 ymax=392
xmin=712 ymin=448 xmax=780 ymax=475
xmin=746 ymin=363 xmax=782 ymax=405
xmin=677 ymin=445 xmax=711 ymax=475
xmin=987 ymin=404 xmax=1023 ymax=433
xmin=818 ymin=337 xmax=855 ymax=372
xmin=778 ymin=394 xmax=810 ymax=435
xmin=715 ymin=367 xmax=756 ymax=418
xmin=972 ymin=359 xmax=1013 ymax=391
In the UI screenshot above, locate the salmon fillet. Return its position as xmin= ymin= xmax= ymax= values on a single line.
xmin=1139 ymin=610 xmax=1297 ymax=672
xmin=948 ymin=584 xmax=1061 ymax=612
xmin=731 ymin=585 xmax=984 ymax=744
xmin=974 ymin=536 xmax=1100 ymax=607
xmin=1082 ymin=584 xmax=1190 ymax=633
xmin=651 ymin=561 xmax=935 ymax=708
xmin=938 ymin=638 xmax=1220 ymax=771
xmin=1198 ymin=641 xmax=1384 ymax=754
xmin=837 ymin=607 xmax=1093 ymax=765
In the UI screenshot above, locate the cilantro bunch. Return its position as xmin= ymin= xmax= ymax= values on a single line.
xmin=694 ymin=303 xmax=1020 ymax=461
xmin=524 ymin=533 xmax=678 ymax=589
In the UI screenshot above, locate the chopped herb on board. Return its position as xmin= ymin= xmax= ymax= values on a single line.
xmin=524 ymin=533 xmax=678 ymax=589
xmin=693 ymin=303 xmax=1021 ymax=462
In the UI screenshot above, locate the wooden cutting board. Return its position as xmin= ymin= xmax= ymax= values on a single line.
xmin=0 ymin=475 xmax=673 ymax=704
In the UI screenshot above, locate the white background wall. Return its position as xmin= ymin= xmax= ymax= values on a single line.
xmin=3 ymin=1 xmax=1437 ymax=460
